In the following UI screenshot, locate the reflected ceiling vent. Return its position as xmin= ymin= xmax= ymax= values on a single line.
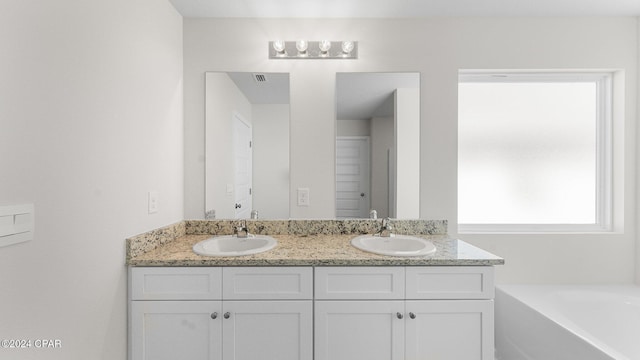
xmin=253 ymin=73 xmax=268 ymax=84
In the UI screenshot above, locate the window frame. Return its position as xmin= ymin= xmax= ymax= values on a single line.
xmin=457 ymin=71 xmax=613 ymax=234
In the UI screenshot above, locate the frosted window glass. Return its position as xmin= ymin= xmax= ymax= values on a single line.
xmin=458 ymin=82 xmax=597 ymax=224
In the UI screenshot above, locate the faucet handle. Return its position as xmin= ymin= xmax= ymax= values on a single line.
xmin=377 ymin=217 xmax=394 ymax=237
xmin=235 ymin=220 xmax=249 ymax=237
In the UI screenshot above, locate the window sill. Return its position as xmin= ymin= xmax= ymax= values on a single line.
xmin=458 ymin=224 xmax=614 ymax=235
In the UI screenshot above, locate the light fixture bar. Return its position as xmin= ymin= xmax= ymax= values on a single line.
xmin=269 ymin=41 xmax=358 ymax=59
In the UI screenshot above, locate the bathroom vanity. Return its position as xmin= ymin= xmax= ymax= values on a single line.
xmin=126 ymin=220 xmax=503 ymax=360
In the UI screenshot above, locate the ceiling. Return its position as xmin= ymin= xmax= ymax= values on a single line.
xmin=169 ymin=0 xmax=640 ymax=17
xmin=228 ymin=72 xmax=290 ymax=104
xmin=337 ymin=73 xmax=420 ymax=120
xmin=228 ymin=72 xmax=419 ymax=120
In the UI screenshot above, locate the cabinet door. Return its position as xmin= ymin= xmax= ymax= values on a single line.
xmin=130 ymin=301 xmax=222 ymax=360
xmin=222 ymin=300 xmax=313 ymax=360
xmin=315 ymin=301 xmax=405 ymax=360
xmin=405 ymin=300 xmax=494 ymax=360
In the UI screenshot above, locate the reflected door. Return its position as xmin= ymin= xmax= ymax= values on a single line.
xmin=234 ymin=114 xmax=252 ymax=219
xmin=336 ymin=137 xmax=370 ymax=219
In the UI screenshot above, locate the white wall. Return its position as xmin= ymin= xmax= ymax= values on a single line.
xmin=184 ymin=17 xmax=637 ymax=284
xmin=253 ymin=104 xmax=290 ymax=219
xmin=637 ymin=16 xmax=640 ymax=285
xmin=394 ymin=88 xmax=421 ymax=218
xmin=337 ymin=119 xmax=371 ymax=136
xmin=371 ymin=117 xmax=394 ymax=217
xmin=0 ymin=1 xmax=183 ymax=359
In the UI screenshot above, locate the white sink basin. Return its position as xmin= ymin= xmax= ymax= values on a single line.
xmin=351 ymin=234 xmax=436 ymax=257
xmin=193 ymin=235 xmax=277 ymax=257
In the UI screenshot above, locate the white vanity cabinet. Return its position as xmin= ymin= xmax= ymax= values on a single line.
xmin=314 ymin=266 xmax=495 ymax=360
xmin=129 ymin=265 xmax=495 ymax=360
xmin=129 ymin=267 xmax=313 ymax=360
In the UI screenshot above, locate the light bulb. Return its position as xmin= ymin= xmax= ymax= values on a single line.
xmin=296 ymin=40 xmax=308 ymax=55
xmin=341 ymin=41 xmax=354 ymax=55
xmin=319 ymin=40 xmax=331 ymax=55
xmin=272 ymin=40 xmax=286 ymax=54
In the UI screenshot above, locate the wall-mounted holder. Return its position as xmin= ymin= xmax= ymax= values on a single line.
xmin=0 ymin=204 xmax=34 ymax=247
xmin=269 ymin=40 xmax=358 ymax=59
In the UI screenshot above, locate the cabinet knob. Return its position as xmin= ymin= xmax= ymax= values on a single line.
xmin=224 ymin=312 xmax=231 ymax=319
xmin=409 ymin=312 xmax=416 ymax=319
xmin=211 ymin=312 xmax=218 ymax=319
xmin=396 ymin=312 xmax=404 ymax=319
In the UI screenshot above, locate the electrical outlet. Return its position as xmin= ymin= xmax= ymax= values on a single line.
xmin=148 ymin=191 xmax=159 ymax=214
xmin=297 ymin=188 xmax=310 ymax=206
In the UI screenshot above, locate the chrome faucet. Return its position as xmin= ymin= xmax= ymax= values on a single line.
xmin=235 ymin=220 xmax=249 ymax=238
xmin=377 ymin=217 xmax=394 ymax=237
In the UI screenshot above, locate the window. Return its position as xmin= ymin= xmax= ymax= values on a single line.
xmin=458 ymin=72 xmax=612 ymax=233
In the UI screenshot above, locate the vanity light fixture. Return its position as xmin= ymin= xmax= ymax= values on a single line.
xmin=296 ymin=40 xmax=309 ymax=57
xmin=269 ymin=40 xmax=358 ymax=59
xmin=272 ymin=40 xmax=286 ymax=57
xmin=318 ymin=40 xmax=331 ymax=57
xmin=341 ymin=41 xmax=355 ymax=55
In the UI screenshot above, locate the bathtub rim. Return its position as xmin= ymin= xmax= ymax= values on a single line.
xmin=497 ymin=284 xmax=640 ymax=360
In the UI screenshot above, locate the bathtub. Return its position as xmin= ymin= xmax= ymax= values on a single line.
xmin=496 ymin=285 xmax=640 ymax=360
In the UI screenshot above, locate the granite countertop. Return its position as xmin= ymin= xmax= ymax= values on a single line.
xmin=128 ymin=232 xmax=504 ymax=267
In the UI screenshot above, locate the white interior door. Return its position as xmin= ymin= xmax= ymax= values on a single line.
xmin=336 ymin=137 xmax=370 ymax=219
xmin=233 ymin=114 xmax=252 ymax=219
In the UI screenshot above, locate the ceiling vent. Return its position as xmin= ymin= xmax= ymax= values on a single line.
xmin=253 ymin=73 xmax=268 ymax=84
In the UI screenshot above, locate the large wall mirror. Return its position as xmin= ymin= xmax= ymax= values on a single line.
xmin=205 ymin=72 xmax=290 ymax=219
xmin=336 ymin=72 xmax=420 ymax=219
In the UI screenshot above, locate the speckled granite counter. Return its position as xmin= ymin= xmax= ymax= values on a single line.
xmin=126 ymin=220 xmax=503 ymax=266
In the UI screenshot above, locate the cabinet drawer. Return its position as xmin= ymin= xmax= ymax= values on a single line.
xmin=129 ymin=267 xmax=222 ymax=300
xmin=406 ymin=266 xmax=494 ymax=299
xmin=222 ymin=267 xmax=313 ymax=300
xmin=315 ymin=267 xmax=405 ymax=300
